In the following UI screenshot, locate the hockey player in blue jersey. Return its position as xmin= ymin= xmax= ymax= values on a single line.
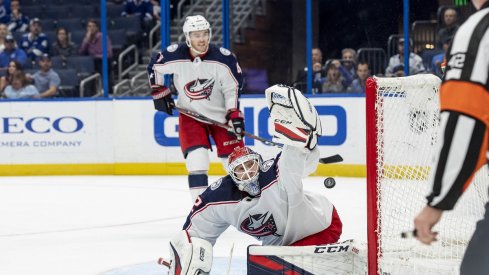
xmin=162 ymin=84 xmax=343 ymax=275
xmin=147 ymin=15 xmax=245 ymax=203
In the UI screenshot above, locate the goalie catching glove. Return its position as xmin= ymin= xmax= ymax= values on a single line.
xmin=265 ymin=84 xmax=322 ymax=150
xmin=162 ymin=230 xmax=213 ymax=275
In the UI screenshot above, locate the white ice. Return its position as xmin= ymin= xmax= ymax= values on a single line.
xmin=0 ymin=175 xmax=366 ymax=275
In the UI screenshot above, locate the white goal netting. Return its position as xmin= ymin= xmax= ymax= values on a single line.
xmin=366 ymin=75 xmax=489 ymax=275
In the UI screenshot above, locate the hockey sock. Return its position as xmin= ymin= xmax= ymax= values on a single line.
xmin=188 ymin=174 xmax=208 ymax=203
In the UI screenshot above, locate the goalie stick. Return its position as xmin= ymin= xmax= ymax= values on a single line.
xmin=174 ymin=106 xmax=342 ymax=165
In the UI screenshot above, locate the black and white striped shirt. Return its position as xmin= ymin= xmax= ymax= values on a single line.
xmin=427 ymin=3 xmax=489 ymax=210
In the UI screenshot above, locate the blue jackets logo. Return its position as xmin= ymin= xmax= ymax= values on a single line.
xmin=154 ymin=106 xmax=347 ymax=146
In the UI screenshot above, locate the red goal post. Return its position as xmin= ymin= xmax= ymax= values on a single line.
xmin=365 ymin=75 xmax=489 ymax=275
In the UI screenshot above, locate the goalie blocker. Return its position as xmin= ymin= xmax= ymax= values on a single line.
xmin=247 ymin=239 xmax=367 ymax=274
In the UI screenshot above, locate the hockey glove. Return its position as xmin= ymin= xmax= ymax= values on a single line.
xmin=226 ymin=108 xmax=244 ymax=140
xmin=151 ymin=86 xmax=175 ymax=115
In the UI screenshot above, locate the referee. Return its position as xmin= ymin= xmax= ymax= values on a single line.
xmin=414 ymin=0 xmax=489 ymax=274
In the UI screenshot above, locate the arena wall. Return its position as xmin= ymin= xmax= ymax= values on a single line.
xmin=0 ymin=94 xmax=366 ymax=177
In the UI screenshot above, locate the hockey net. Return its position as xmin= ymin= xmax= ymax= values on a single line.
xmin=366 ymin=75 xmax=489 ymax=275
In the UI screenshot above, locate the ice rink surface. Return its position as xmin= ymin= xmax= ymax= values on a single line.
xmin=0 ymin=175 xmax=366 ymax=275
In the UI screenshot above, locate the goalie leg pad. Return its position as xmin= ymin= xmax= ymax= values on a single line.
xmin=168 ymin=230 xmax=213 ymax=275
xmin=265 ymin=84 xmax=322 ymax=149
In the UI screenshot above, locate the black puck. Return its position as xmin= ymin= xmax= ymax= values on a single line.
xmin=324 ymin=177 xmax=336 ymax=189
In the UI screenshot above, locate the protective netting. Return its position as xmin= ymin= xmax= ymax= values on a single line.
xmin=371 ymin=75 xmax=489 ymax=274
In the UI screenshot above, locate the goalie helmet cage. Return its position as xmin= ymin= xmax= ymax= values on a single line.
xmin=365 ymin=75 xmax=489 ymax=275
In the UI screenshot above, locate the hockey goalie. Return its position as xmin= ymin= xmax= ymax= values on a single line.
xmin=161 ymin=85 xmax=363 ymax=274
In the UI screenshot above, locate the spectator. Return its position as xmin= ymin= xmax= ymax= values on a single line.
xmin=0 ymin=59 xmax=22 ymax=92
xmin=0 ymin=34 xmax=27 ymax=68
xmin=385 ymin=38 xmax=425 ymax=76
xmin=121 ymin=0 xmax=154 ymax=34
xmin=150 ymin=0 xmax=161 ymax=22
xmin=31 ymin=53 xmax=60 ymax=98
xmin=431 ymin=36 xmax=451 ymax=78
xmin=322 ymin=60 xmax=345 ymax=93
xmin=50 ymin=27 xmax=77 ymax=61
xmin=332 ymin=48 xmax=356 ymax=87
xmin=6 ymin=0 xmax=29 ymax=33
xmin=20 ymin=18 xmax=49 ymax=61
xmin=3 ymin=71 xmax=39 ymax=99
xmin=312 ymin=61 xmax=325 ymax=94
xmin=348 ymin=62 xmax=369 ymax=93
xmin=0 ymin=23 xmax=9 ymax=52
xmin=437 ymin=7 xmax=459 ymax=49
xmin=392 ymin=64 xmax=405 ymax=77
xmin=294 ymin=47 xmax=323 ymax=92
xmin=0 ymin=1 xmax=7 ymax=25
xmin=79 ymin=19 xmax=113 ymax=92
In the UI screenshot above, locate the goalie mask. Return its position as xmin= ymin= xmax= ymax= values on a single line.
xmin=183 ymin=15 xmax=212 ymax=55
xmin=227 ymin=147 xmax=262 ymax=196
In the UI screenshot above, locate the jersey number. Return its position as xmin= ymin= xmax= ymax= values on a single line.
xmin=447 ymin=53 xmax=465 ymax=69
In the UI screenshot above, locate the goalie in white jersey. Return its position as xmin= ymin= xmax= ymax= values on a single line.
xmin=147 ymin=15 xmax=245 ymax=203
xmin=163 ymin=85 xmax=343 ymax=275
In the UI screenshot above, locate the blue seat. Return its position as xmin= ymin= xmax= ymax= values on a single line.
xmin=44 ymin=6 xmax=70 ymax=20
xmin=56 ymin=68 xmax=79 ymax=97
xmin=21 ymin=0 xmax=43 ymax=6
xmin=108 ymin=29 xmax=127 ymax=50
xmin=22 ymin=6 xmax=45 ymax=19
xmin=69 ymin=4 xmax=99 ymax=18
xmin=70 ymin=30 xmax=86 ymax=46
xmin=109 ymin=17 xmax=141 ymax=35
xmin=56 ymin=18 xmax=84 ymax=32
xmin=50 ymin=56 xmax=66 ymax=70
xmin=107 ymin=3 xmax=125 ymax=18
xmin=40 ymin=19 xmax=57 ymax=31
xmin=65 ymin=56 xmax=95 ymax=78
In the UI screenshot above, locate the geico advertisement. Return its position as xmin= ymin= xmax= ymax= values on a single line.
xmin=0 ymin=97 xmax=365 ymax=165
xmin=0 ymin=101 xmax=114 ymax=164
xmin=152 ymin=96 xmax=366 ymax=164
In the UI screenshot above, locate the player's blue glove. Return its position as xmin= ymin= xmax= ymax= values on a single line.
xmin=226 ymin=108 xmax=244 ymax=140
xmin=151 ymin=86 xmax=175 ymax=115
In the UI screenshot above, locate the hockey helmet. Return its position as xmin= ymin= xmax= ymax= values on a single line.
xmin=183 ymin=15 xmax=212 ymax=52
xmin=227 ymin=147 xmax=262 ymax=196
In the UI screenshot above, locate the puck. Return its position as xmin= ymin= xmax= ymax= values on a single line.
xmin=324 ymin=177 xmax=336 ymax=189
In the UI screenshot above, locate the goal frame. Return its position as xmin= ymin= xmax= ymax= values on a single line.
xmin=365 ymin=77 xmax=379 ymax=275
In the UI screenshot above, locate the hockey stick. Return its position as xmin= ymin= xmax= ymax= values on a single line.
xmin=175 ymin=106 xmax=281 ymax=147
xmin=175 ymin=106 xmax=343 ymax=164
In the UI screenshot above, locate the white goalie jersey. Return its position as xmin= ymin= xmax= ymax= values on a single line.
xmin=182 ymin=145 xmax=335 ymax=246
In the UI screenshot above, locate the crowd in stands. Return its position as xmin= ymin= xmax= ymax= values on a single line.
xmin=293 ymin=5 xmax=462 ymax=94
xmin=296 ymin=47 xmax=371 ymax=94
xmin=0 ymin=0 xmax=160 ymax=99
xmin=0 ymin=1 xmax=462 ymax=97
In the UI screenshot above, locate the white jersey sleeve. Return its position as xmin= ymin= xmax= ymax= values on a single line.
xmin=277 ymin=146 xmax=334 ymax=245
xmin=277 ymin=146 xmax=320 ymax=207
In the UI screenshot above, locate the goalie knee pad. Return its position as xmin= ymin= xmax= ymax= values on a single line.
xmin=168 ymin=230 xmax=213 ymax=275
xmin=265 ymin=84 xmax=322 ymax=149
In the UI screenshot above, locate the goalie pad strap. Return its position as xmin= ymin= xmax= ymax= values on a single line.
xmin=274 ymin=123 xmax=310 ymax=143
